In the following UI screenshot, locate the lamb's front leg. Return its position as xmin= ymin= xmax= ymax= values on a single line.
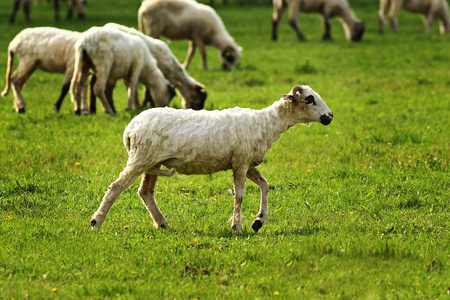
xmin=246 ymin=167 xmax=269 ymax=232
xmin=231 ymin=168 xmax=248 ymax=232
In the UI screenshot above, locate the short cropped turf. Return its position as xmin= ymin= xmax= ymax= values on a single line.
xmin=0 ymin=0 xmax=448 ymax=298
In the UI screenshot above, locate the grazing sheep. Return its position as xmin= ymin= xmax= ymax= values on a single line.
xmin=138 ymin=0 xmax=242 ymax=70
xmin=103 ymin=23 xmax=207 ymax=110
xmin=378 ymin=0 xmax=450 ymax=34
xmin=70 ymin=26 xmax=175 ymax=115
xmin=1 ymin=27 xmax=81 ymax=114
xmin=272 ymin=0 xmax=365 ymax=41
xmin=8 ymin=0 xmax=86 ymax=24
xmin=90 ymin=85 xmax=334 ymax=232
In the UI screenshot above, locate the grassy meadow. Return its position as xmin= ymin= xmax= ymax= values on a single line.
xmin=0 ymin=0 xmax=449 ymax=298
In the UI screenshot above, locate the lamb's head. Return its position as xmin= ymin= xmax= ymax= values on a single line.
xmin=221 ymin=45 xmax=242 ymax=70
xmin=282 ymin=85 xmax=333 ymax=125
xmin=180 ymin=83 xmax=207 ymax=110
xmin=351 ymin=21 xmax=365 ymax=42
xmin=72 ymin=0 xmax=87 ymax=19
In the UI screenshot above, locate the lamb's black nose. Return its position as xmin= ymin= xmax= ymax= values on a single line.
xmin=320 ymin=112 xmax=333 ymax=125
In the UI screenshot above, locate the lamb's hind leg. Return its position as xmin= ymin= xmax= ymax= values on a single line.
xmin=138 ymin=166 xmax=176 ymax=228
xmin=91 ymin=165 xmax=143 ymax=228
xmin=247 ymin=167 xmax=269 ymax=233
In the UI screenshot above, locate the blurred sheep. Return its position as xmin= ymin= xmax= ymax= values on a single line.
xmin=102 ymin=23 xmax=207 ymax=111
xmin=89 ymin=85 xmax=333 ymax=232
xmin=1 ymin=27 xmax=81 ymax=113
xmin=378 ymin=0 xmax=450 ymax=34
xmin=70 ymin=26 xmax=175 ymax=115
xmin=8 ymin=0 xmax=86 ymax=23
xmin=272 ymin=0 xmax=365 ymax=41
xmin=138 ymin=0 xmax=242 ymax=70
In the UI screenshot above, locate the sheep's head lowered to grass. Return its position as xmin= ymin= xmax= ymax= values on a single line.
xmin=90 ymin=85 xmax=333 ymax=233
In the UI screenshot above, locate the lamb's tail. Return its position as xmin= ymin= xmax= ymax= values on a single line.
xmin=1 ymin=50 xmax=14 ymax=97
xmin=70 ymin=46 xmax=89 ymax=103
xmin=124 ymin=130 xmax=133 ymax=153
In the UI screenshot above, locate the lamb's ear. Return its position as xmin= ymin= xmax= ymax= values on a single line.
xmin=283 ymin=85 xmax=303 ymax=102
xmin=292 ymin=85 xmax=303 ymax=102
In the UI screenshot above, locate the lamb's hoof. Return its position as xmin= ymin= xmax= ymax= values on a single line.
xmin=18 ymin=107 xmax=25 ymax=114
xmin=252 ymin=220 xmax=263 ymax=232
xmin=53 ymin=106 xmax=60 ymax=113
xmin=159 ymin=224 xmax=167 ymax=229
xmin=231 ymin=224 xmax=242 ymax=233
xmin=90 ymin=219 xmax=97 ymax=227
xmin=75 ymin=109 xmax=81 ymax=116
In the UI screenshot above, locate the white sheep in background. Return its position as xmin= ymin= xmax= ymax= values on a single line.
xmin=1 ymin=27 xmax=81 ymax=114
xmin=90 ymin=85 xmax=334 ymax=232
xmin=378 ymin=0 xmax=450 ymax=34
xmin=70 ymin=26 xmax=175 ymax=115
xmin=138 ymin=0 xmax=242 ymax=70
xmin=8 ymin=0 xmax=86 ymax=23
xmin=272 ymin=0 xmax=365 ymax=42
xmin=102 ymin=23 xmax=207 ymax=110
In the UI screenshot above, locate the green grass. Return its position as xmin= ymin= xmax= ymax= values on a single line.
xmin=0 ymin=0 xmax=449 ymax=298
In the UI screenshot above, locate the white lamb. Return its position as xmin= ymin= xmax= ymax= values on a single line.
xmin=138 ymin=0 xmax=242 ymax=70
xmin=90 ymin=85 xmax=334 ymax=233
xmin=378 ymin=0 xmax=450 ymax=34
xmin=1 ymin=27 xmax=81 ymax=114
xmin=103 ymin=23 xmax=207 ymax=110
xmin=272 ymin=0 xmax=365 ymax=41
xmin=70 ymin=26 xmax=175 ymax=115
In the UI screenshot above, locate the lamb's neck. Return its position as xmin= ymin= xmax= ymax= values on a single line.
xmin=339 ymin=7 xmax=358 ymax=26
xmin=256 ymin=99 xmax=299 ymax=143
xmin=211 ymin=30 xmax=235 ymax=50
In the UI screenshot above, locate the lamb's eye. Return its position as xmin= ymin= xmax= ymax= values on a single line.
xmin=305 ymin=95 xmax=316 ymax=105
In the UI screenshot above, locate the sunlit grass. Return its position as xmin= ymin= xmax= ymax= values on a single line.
xmin=0 ymin=0 xmax=449 ymax=298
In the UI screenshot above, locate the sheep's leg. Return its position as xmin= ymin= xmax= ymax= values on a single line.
xmin=388 ymin=0 xmax=402 ymax=33
xmin=91 ymin=165 xmax=144 ymax=228
xmin=11 ymin=65 xmax=36 ymax=113
xmin=125 ymin=77 xmax=140 ymax=111
xmin=141 ymin=87 xmax=156 ymax=108
xmin=231 ymin=168 xmax=248 ymax=232
xmin=105 ymin=80 xmax=117 ymax=113
xmin=195 ymin=40 xmax=209 ymax=70
xmin=53 ymin=71 xmax=73 ymax=112
xmin=88 ymin=74 xmax=97 ymax=113
xmin=322 ymin=14 xmax=332 ymax=40
xmin=378 ymin=0 xmax=390 ymax=33
xmin=9 ymin=0 xmax=21 ymax=23
xmin=287 ymin=2 xmax=305 ymax=40
xmin=184 ymin=41 xmax=196 ymax=69
xmin=272 ymin=0 xmax=287 ymax=41
xmin=246 ymin=167 xmax=269 ymax=233
xmin=93 ymin=76 xmax=115 ymax=115
xmin=52 ymin=0 xmax=60 ymax=20
xmin=138 ymin=167 xmax=175 ymax=229
xmin=423 ymin=12 xmax=434 ymax=33
xmin=23 ymin=0 xmax=31 ymax=22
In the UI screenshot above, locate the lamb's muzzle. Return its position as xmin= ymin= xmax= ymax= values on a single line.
xmin=320 ymin=112 xmax=334 ymax=125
